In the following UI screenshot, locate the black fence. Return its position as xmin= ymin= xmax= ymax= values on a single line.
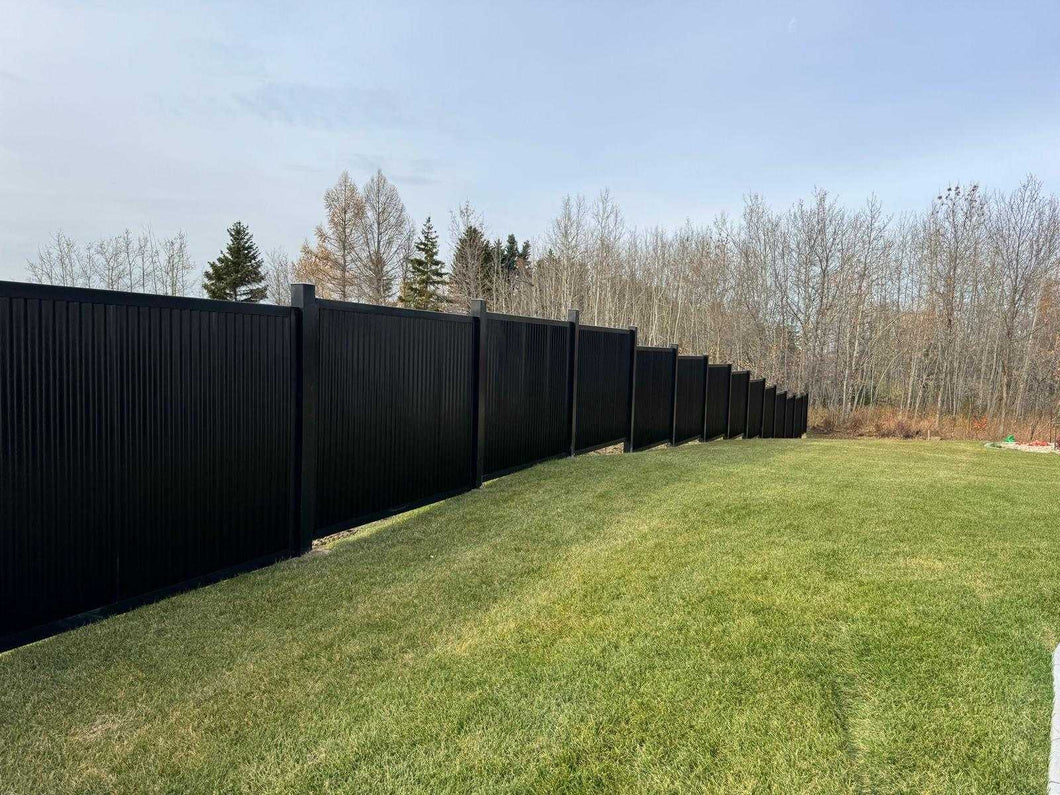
xmin=482 ymin=311 xmax=571 ymax=477
xmin=575 ymin=324 xmax=634 ymax=454
xmin=705 ymin=364 xmax=731 ymax=440
xmin=796 ymin=393 xmax=808 ymax=436
xmin=1 ymin=282 xmax=297 ymax=638
xmin=727 ymin=370 xmax=750 ymax=438
xmin=747 ymin=378 xmax=765 ymax=439
xmin=762 ymin=385 xmax=776 ymax=438
xmin=1 ymin=279 xmax=810 ymax=641
xmin=632 ymin=346 xmax=677 ymax=451
xmin=674 ymin=356 xmax=708 ymax=444
xmin=314 ymin=301 xmax=475 ymax=536
xmin=774 ymin=390 xmax=787 ymax=438
xmin=785 ymin=394 xmax=796 ymax=438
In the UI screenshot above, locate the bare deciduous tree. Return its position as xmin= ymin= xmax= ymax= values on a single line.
xmin=295 ymin=171 xmax=364 ymax=301
xmin=29 ymin=230 xmax=88 ymax=287
xmin=28 ymin=228 xmax=197 ymax=296
xmin=158 ymin=231 xmax=194 ymax=296
xmin=354 ymin=170 xmax=413 ymax=305
xmin=266 ymin=248 xmax=293 ymax=306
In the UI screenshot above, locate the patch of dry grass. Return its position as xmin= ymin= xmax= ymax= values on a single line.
xmin=810 ymin=404 xmax=1059 ymax=443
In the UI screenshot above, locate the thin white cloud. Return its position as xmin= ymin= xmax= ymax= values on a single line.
xmin=237 ymin=82 xmax=416 ymax=131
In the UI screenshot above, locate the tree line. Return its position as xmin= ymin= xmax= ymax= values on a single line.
xmin=505 ymin=179 xmax=1058 ymax=434
xmin=24 ymin=171 xmax=1060 ymax=431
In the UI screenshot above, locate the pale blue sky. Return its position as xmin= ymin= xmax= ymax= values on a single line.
xmin=2 ymin=0 xmax=1058 ymax=280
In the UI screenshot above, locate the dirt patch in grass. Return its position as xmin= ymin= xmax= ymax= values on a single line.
xmin=985 ymin=441 xmax=1060 ymax=455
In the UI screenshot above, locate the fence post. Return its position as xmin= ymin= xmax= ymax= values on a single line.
xmin=669 ymin=345 xmax=680 ymax=445
xmin=470 ymin=298 xmax=487 ymax=487
xmin=747 ymin=376 xmax=754 ymax=438
xmin=700 ymin=355 xmax=710 ymax=441
xmin=724 ymin=364 xmax=734 ymax=438
xmin=291 ymin=283 xmax=317 ymax=554
xmin=747 ymin=378 xmax=757 ymax=439
xmin=567 ymin=308 xmax=580 ymax=456
xmin=624 ymin=326 xmax=638 ymax=452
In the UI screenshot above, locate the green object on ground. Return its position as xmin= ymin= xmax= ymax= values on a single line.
xmin=1 ymin=440 xmax=1056 ymax=793
xmin=1005 ymin=434 xmax=1016 ymax=443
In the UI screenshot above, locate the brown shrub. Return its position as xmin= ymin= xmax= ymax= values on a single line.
xmin=813 ymin=410 xmax=837 ymax=435
xmin=807 ymin=405 xmax=1057 ymax=442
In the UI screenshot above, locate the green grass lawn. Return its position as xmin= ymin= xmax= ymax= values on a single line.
xmin=1 ymin=439 xmax=1058 ymax=793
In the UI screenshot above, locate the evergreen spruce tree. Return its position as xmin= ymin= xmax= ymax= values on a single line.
xmin=501 ymin=234 xmax=521 ymax=274
xmin=497 ymin=234 xmax=531 ymax=281
xmin=399 ymin=217 xmax=447 ymax=310
xmin=203 ymin=221 xmax=268 ymax=302
xmin=449 ymin=223 xmax=491 ymax=306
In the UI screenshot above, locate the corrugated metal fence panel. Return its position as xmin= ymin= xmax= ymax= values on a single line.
xmin=0 ymin=282 xmax=296 ymax=636
xmin=632 ymin=347 xmax=674 ymax=450
xmin=575 ymin=326 xmax=632 ymax=452
xmin=774 ymin=390 xmax=787 ymax=437
xmin=746 ymin=378 xmax=765 ymax=438
xmin=705 ymin=364 xmax=730 ymax=440
xmin=796 ymin=394 xmax=807 ymax=436
xmin=674 ymin=356 xmax=706 ymax=443
xmin=785 ymin=394 xmax=795 ymax=437
xmin=484 ymin=315 xmax=570 ymax=476
xmin=727 ymin=370 xmax=750 ymax=438
xmin=315 ymin=303 xmax=474 ymax=535
xmin=762 ymin=386 xmax=776 ymax=438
